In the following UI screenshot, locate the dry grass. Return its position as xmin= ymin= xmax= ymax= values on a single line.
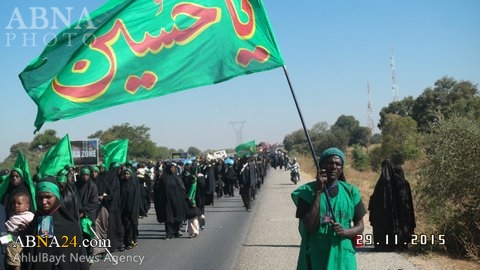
xmin=296 ymin=150 xmax=480 ymax=270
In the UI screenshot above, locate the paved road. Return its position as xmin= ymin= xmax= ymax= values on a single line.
xmin=91 ymin=180 xmax=256 ymax=269
xmin=91 ymin=167 xmax=420 ymax=270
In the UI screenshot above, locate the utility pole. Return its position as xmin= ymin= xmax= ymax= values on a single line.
xmin=230 ymin=121 xmax=246 ymax=146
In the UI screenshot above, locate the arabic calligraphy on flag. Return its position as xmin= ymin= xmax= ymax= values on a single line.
xmin=19 ymin=0 xmax=284 ymax=131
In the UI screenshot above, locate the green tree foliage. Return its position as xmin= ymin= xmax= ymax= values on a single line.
xmin=283 ymin=129 xmax=308 ymax=154
xmin=350 ymin=126 xmax=372 ymax=147
xmin=156 ymin=146 xmax=176 ymax=160
xmin=2 ymin=143 xmax=31 ymax=170
xmin=370 ymin=133 xmax=382 ymax=144
xmin=380 ymin=114 xmax=420 ymax=162
xmin=284 ymin=117 xmax=363 ymax=158
xmin=187 ymin=146 xmax=202 ymax=157
xmin=328 ymin=128 xmax=349 ymax=151
xmin=331 ymin=115 xmax=371 ymax=148
xmin=377 ymin=96 xmax=416 ymax=131
xmin=379 ymin=77 xmax=479 ymax=132
xmin=88 ymin=123 xmax=158 ymax=160
xmin=30 ymin=129 xmax=60 ymax=151
xmin=332 ymin=115 xmax=359 ymax=137
xmin=351 ymin=144 xmax=370 ymax=171
xmin=416 ymin=113 xmax=480 ymax=259
xmin=9 ymin=142 xmax=31 ymax=159
xmin=367 ymin=144 xmax=383 ymax=171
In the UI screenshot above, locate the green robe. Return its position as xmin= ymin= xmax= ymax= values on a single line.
xmin=291 ymin=180 xmax=362 ymax=270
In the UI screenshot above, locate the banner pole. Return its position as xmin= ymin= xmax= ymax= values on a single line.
xmin=282 ymin=65 xmax=319 ymax=170
xmin=282 ymin=65 xmax=336 ymax=221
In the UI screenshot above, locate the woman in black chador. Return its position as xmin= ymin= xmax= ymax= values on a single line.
xmin=120 ymin=168 xmax=140 ymax=249
xmin=369 ymin=159 xmax=416 ymax=251
xmin=154 ymin=163 xmax=188 ymax=239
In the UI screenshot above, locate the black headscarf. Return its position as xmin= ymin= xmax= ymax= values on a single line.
xmin=75 ymin=169 xmax=99 ymax=221
xmin=2 ymin=170 xmax=35 ymax=218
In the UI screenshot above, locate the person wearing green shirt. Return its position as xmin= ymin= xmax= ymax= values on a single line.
xmin=292 ymin=147 xmax=366 ymax=270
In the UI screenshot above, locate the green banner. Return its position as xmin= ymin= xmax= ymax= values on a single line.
xmin=101 ymin=139 xmax=129 ymax=167
xmin=235 ymin=140 xmax=256 ymax=157
xmin=38 ymin=134 xmax=74 ymax=179
xmin=0 ymin=152 xmax=37 ymax=211
xmin=19 ymin=0 xmax=284 ymax=132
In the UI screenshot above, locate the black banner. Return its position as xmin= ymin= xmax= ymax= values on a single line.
xmin=71 ymin=140 xmax=99 ymax=165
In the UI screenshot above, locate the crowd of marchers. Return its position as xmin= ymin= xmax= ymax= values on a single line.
xmin=0 ymin=150 xmax=294 ymax=270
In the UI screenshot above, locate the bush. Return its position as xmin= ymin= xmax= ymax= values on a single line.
xmin=368 ymin=144 xmax=383 ymax=171
xmin=416 ymin=114 xmax=480 ymax=260
xmin=351 ymin=145 xmax=370 ymax=171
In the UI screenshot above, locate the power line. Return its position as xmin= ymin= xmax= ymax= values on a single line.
xmin=229 ymin=121 xmax=246 ymax=146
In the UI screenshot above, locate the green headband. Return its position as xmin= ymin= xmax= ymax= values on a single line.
xmin=64 ymin=164 xmax=74 ymax=170
xmin=91 ymin=166 xmax=100 ymax=173
xmin=81 ymin=167 xmax=91 ymax=175
xmin=36 ymin=181 xmax=61 ymax=200
xmin=11 ymin=167 xmax=24 ymax=178
xmin=319 ymin=147 xmax=346 ymax=165
xmin=57 ymin=175 xmax=67 ymax=183
xmin=124 ymin=168 xmax=133 ymax=175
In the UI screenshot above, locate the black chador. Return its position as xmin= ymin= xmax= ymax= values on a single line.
xmin=154 ymin=164 xmax=187 ymax=238
xmin=369 ymin=159 xmax=416 ymax=251
xmin=103 ymin=165 xmax=124 ymax=251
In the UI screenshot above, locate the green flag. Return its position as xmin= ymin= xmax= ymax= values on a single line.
xmin=235 ymin=140 xmax=256 ymax=157
xmin=0 ymin=152 xmax=37 ymax=211
xmin=101 ymin=139 xmax=129 ymax=167
xmin=38 ymin=134 xmax=74 ymax=179
xmin=80 ymin=216 xmax=95 ymax=239
xmin=19 ymin=0 xmax=285 ymax=132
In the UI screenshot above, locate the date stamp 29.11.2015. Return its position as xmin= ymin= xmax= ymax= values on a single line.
xmin=355 ymin=234 xmax=445 ymax=247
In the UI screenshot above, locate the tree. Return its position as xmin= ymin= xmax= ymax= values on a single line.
xmin=380 ymin=114 xmax=420 ymax=162
xmin=412 ymin=77 xmax=478 ymax=131
xmin=378 ymin=77 xmax=479 ymax=132
xmin=10 ymin=142 xmax=30 ymax=158
xmin=187 ymin=146 xmax=202 ymax=157
xmin=283 ymin=129 xmax=308 ymax=154
xmin=156 ymin=146 xmax=175 ymax=160
xmin=370 ymin=133 xmax=382 ymax=144
xmin=350 ymin=126 xmax=372 ymax=147
xmin=30 ymin=129 xmax=60 ymax=151
xmin=378 ymin=96 xmax=416 ymax=131
xmin=89 ymin=123 xmax=157 ymax=160
xmin=331 ymin=115 xmax=359 ymax=136
xmin=311 ymin=121 xmax=329 ymax=134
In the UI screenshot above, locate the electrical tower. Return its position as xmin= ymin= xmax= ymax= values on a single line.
xmin=390 ymin=50 xmax=399 ymax=102
xmin=367 ymin=82 xmax=374 ymax=135
xmin=230 ymin=121 xmax=246 ymax=146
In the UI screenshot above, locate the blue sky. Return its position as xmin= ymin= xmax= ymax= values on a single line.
xmin=1 ymin=0 xmax=479 ymax=160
